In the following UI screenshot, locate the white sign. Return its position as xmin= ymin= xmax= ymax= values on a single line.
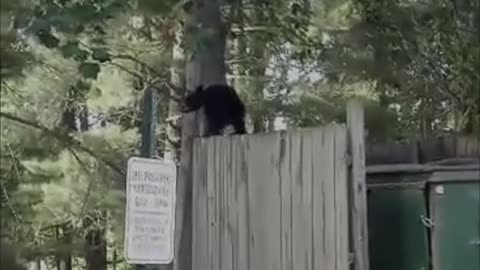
xmin=124 ymin=157 xmax=177 ymax=264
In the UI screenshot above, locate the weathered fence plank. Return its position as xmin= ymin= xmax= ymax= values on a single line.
xmin=366 ymin=142 xmax=418 ymax=165
xmin=280 ymin=132 xmax=293 ymax=270
xmin=312 ymin=128 xmax=326 ymax=269
xmin=192 ymin=139 xmax=207 ymax=270
xmin=347 ymin=100 xmax=370 ymax=270
xmin=192 ymin=125 xmax=351 ymax=270
xmin=247 ymin=133 xmax=282 ymax=270
xmin=235 ymin=136 xmax=249 ymax=270
xmin=366 ymin=134 xmax=480 ymax=165
xmin=334 ymin=125 xmax=349 ymax=270
xmin=456 ymin=135 xmax=480 ymax=157
xmin=291 ymin=130 xmax=310 ymax=270
xmin=206 ymin=138 xmax=217 ymax=270
xmin=324 ymin=126 xmax=337 ymax=270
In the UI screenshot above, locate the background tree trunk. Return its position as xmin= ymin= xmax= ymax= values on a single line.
xmin=59 ymin=91 xmax=77 ymax=270
xmin=165 ymin=30 xmax=185 ymax=163
xmin=83 ymin=211 xmax=107 ymax=270
xmin=174 ymin=1 xmax=227 ymax=270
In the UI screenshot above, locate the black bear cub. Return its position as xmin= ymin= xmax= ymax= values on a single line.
xmin=181 ymin=84 xmax=247 ymax=136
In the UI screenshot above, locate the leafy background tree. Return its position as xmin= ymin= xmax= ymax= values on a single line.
xmin=1 ymin=0 xmax=478 ymax=269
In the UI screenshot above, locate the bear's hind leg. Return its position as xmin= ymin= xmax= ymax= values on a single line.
xmin=232 ymin=118 xmax=247 ymax=135
xmin=203 ymin=121 xmax=223 ymax=137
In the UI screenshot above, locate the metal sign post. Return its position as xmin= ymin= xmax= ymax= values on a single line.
xmin=125 ymin=86 xmax=176 ymax=268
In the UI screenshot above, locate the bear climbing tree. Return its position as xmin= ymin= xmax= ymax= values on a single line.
xmin=180 ymin=84 xmax=247 ymax=136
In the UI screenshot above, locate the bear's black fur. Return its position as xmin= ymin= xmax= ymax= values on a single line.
xmin=181 ymin=84 xmax=247 ymax=136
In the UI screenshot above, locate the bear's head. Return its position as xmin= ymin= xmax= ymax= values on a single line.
xmin=180 ymin=85 xmax=204 ymax=113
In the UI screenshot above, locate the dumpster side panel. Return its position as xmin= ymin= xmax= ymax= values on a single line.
xmin=368 ymin=187 xmax=430 ymax=270
xmin=430 ymin=182 xmax=480 ymax=270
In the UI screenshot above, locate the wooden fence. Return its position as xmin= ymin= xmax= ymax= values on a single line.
xmin=191 ymin=127 xmax=348 ymax=270
xmin=366 ymin=134 xmax=480 ymax=165
xmin=190 ymin=102 xmax=368 ymax=270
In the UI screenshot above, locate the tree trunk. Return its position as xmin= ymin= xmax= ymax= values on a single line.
xmin=174 ymin=1 xmax=227 ymax=270
xmin=83 ymin=211 xmax=107 ymax=270
xmin=59 ymin=92 xmax=77 ymax=270
xmin=71 ymin=91 xmax=108 ymax=270
xmin=79 ymin=105 xmax=89 ymax=132
xmin=165 ymin=29 xmax=185 ymax=163
xmin=59 ymin=224 xmax=73 ymax=270
xmin=249 ymin=8 xmax=269 ymax=133
xmin=61 ymin=88 xmax=77 ymax=132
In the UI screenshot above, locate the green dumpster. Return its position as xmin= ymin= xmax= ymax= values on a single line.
xmin=366 ymin=159 xmax=480 ymax=270
xmin=367 ymin=164 xmax=431 ymax=270
xmin=427 ymin=161 xmax=480 ymax=270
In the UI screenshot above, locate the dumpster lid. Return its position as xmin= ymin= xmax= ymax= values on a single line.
xmin=366 ymin=164 xmax=431 ymax=187
xmin=428 ymin=169 xmax=479 ymax=183
xmin=367 ymin=164 xmax=431 ymax=174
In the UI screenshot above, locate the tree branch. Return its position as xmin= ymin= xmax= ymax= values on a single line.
xmin=67 ymin=148 xmax=96 ymax=217
xmin=0 ymin=112 xmax=124 ymax=175
xmin=107 ymin=61 xmax=183 ymax=101
xmin=230 ymin=26 xmax=272 ymax=33
xmin=111 ymin=54 xmax=165 ymax=78
xmin=224 ymin=0 xmax=242 ymax=34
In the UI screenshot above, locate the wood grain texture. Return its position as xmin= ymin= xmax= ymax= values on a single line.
xmin=347 ymin=100 xmax=370 ymax=270
xmin=192 ymin=125 xmax=350 ymax=270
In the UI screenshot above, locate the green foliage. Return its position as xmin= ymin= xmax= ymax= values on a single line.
xmin=312 ymin=0 xmax=480 ymax=135
xmin=60 ymin=41 xmax=88 ymax=61
xmin=137 ymin=0 xmax=182 ymax=15
xmin=36 ymin=30 xmax=60 ymax=48
xmin=91 ymin=48 xmax=111 ymax=63
xmin=0 ymin=0 xmax=31 ymax=79
xmin=0 ymin=241 xmax=27 ymax=270
xmin=79 ymin=62 xmax=101 ymax=79
xmin=19 ymin=0 xmax=131 ymax=83
xmin=280 ymin=79 xmax=399 ymax=140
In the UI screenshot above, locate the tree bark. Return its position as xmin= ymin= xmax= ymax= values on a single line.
xmin=71 ymin=97 xmax=107 ymax=270
xmin=249 ymin=7 xmax=270 ymax=133
xmin=165 ymin=29 xmax=185 ymax=163
xmin=59 ymin=92 xmax=77 ymax=270
xmin=61 ymin=88 xmax=77 ymax=132
xmin=83 ymin=211 xmax=107 ymax=270
xmin=79 ymin=105 xmax=89 ymax=132
xmin=59 ymin=224 xmax=73 ymax=270
xmin=174 ymin=1 xmax=227 ymax=270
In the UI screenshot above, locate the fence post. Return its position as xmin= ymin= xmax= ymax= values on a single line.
xmin=347 ymin=100 xmax=370 ymax=270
